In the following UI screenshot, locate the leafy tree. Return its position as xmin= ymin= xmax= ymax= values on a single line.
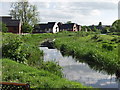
xmin=66 ymin=21 xmax=72 ymax=24
xmin=0 ymin=22 xmax=8 ymax=33
xmin=98 ymin=22 xmax=102 ymax=26
xmin=22 ymin=22 xmax=33 ymax=33
xmin=81 ymin=26 xmax=87 ymax=31
xmin=10 ymin=1 xmax=39 ymax=33
xmin=86 ymin=27 xmax=92 ymax=31
xmin=81 ymin=26 xmax=91 ymax=32
xmin=110 ymin=19 xmax=120 ymax=32
xmin=101 ymin=26 xmax=110 ymax=33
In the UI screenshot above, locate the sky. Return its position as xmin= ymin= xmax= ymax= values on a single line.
xmin=0 ymin=0 xmax=119 ymax=25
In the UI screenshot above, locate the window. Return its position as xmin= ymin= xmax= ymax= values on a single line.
xmin=56 ymin=27 xmax=58 ymax=32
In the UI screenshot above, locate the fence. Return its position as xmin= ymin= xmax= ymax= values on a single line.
xmin=0 ymin=82 xmax=30 ymax=90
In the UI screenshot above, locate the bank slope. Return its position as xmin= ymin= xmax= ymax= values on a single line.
xmin=2 ymin=58 xmax=91 ymax=88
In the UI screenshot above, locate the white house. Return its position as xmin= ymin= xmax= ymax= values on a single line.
xmin=33 ymin=22 xmax=59 ymax=33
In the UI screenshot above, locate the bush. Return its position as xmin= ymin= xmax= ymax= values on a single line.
xmin=2 ymin=36 xmax=27 ymax=63
xmin=60 ymin=44 xmax=67 ymax=52
xmin=2 ymin=33 xmax=43 ymax=65
xmin=40 ymin=61 xmax=63 ymax=77
xmin=102 ymin=43 xmax=114 ymax=51
xmin=91 ymin=35 xmax=99 ymax=40
xmin=0 ymin=22 xmax=8 ymax=33
xmin=22 ymin=23 xmax=33 ymax=33
xmin=110 ymin=19 xmax=120 ymax=32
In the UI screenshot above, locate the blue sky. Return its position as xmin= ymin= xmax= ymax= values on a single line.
xmin=0 ymin=0 xmax=119 ymax=25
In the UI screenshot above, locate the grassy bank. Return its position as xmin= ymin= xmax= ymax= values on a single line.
xmin=2 ymin=31 xmax=119 ymax=88
xmin=55 ymin=34 xmax=120 ymax=75
xmin=2 ymin=58 xmax=89 ymax=88
xmin=2 ymin=32 xmax=92 ymax=88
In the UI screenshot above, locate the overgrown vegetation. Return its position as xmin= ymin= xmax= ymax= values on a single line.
xmin=55 ymin=33 xmax=120 ymax=75
xmin=0 ymin=22 xmax=8 ymax=33
xmin=2 ymin=32 xmax=91 ymax=88
xmin=81 ymin=19 xmax=120 ymax=35
xmin=2 ymin=33 xmax=43 ymax=66
xmin=2 ymin=31 xmax=119 ymax=88
xmin=2 ymin=58 xmax=89 ymax=88
xmin=110 ymin=19 xmax=120 ymax=32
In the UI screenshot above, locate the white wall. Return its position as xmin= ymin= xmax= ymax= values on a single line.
xmin=52 ymin=23 xmax=59 ymax=33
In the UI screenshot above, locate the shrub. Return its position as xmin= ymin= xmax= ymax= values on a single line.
xmin=60 ymin=44 xmax=67 ymax=52
xmin=20 ymin=43 xmax=43 ymax=66
xmin=2 ymin=33 xmax=43 ymax=65
xmin=102 ymin=43 xmax=114 ymax=51
xmin=0 ymin=22 xmax=8 ymax=33
xmin=22 ymin=23 xmax=33 ymax=33
xmin=110 ymin=19 xmax=120 ymax=32
xmin=91 ymin=35 xmax=99 ymax=40
xmin=2 ymin=37 xmax=27 ymax=63
xmin=40 ymin=61 xmax=63 ymax=77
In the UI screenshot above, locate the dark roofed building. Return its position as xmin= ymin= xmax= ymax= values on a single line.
xmin=33 ymin=22 xmax=59 ymax=33
xmin=77 ymin=25 xmax=81 ymax=31
xmin=89 ymin=25 xmax=111 ymax=31
xmin=47 ymin=22 xmax=56 ymax=28
xmin=0 ymin=16 xmax=21 ymax=34
xmin=34 ymin=24 xmax=48 ymax=33
xmin=58 ymin=23 xmax=81 ymax=31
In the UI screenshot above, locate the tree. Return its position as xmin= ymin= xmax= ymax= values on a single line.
xmin=81 ymin=26 xmax=88 ymax=32
xmin=10 ymin=1 xmax=39 ymax=32
xmin=66 ymin=21 xmax=72 ymax=24
xmin=110 ymin=19 xmax=120 ymax=32
xmin=0 ymin=22 xmax=8 ymax=33
xmin=98 ymin=22 xmax=102 ymax=26
xmin=101 ymin=26 xmax=110 ymax=34
xmin=22 ymin=22 xmax=33 ymax=33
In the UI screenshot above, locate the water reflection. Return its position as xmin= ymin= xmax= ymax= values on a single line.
xmin=40 ymin=47 xmax=120 ymax=88
xmin=61 ymin=50 xmax=117 ymax=76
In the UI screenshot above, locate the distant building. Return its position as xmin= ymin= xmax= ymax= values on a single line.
xmin=0 ymin=16 xmax=21 ymax=34
xmin=89 ymin=22 xmax=111 ymax=31
xmin=58 ymin=23 xmax=81 ymax=32
xmin=33 ymin=22 xmax=59 ymax=33
xmin=89 ymin=25 xmax=111 ymax=30
xmin=77 ymin=25 xmax=81 ymax=31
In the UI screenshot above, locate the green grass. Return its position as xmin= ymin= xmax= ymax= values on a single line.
xmin=2 ymin=32 xmax=64 ymax=77
xmin=2 ymin=31 xmax=119 ymax=88
xmin=55 ymin=34 xmax=120 ymax=75
xmin=2 ymin=58 xmax=90 ymax=88
xmin=2 ymin=32 xmax=94 ymax=88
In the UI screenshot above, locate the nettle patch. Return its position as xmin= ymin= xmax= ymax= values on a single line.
xmin=2 ymin=36 xmax=27 ymax=63
xmin=2 ymin=33 xmax=43 ymax=65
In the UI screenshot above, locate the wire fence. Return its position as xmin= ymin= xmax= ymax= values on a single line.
xmin=0 ymin=82 xmax=30 ymax=90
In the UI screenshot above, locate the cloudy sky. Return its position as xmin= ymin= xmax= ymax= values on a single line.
xmin=0 ymin=0 xmax=119 ymax=25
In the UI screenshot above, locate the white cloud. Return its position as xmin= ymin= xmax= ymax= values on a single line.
xmin=35 ymin=1 xmax=117 ymax=25
xmin=0 ymin=1 xmax=118 ymax=25
xmin=90 ymin=9 xmax=101 ymax=16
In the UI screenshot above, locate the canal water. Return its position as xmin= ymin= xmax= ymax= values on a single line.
xmin=40 ymin=47 xmax=120 ymax=88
